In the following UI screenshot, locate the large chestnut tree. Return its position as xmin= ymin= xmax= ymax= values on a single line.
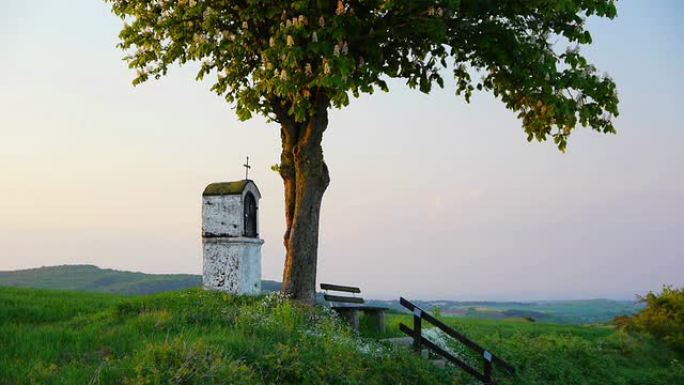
xmin=106 ymin=0 xmax=619 ymax=304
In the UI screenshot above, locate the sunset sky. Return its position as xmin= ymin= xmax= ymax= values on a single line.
xmin=1 ymin=0 xmax=682 ymax=300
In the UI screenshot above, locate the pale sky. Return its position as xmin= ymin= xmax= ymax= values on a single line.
xmin=1 ymin=1 xmax=682 ymax=300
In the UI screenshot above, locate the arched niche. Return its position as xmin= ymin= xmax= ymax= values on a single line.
xmin=243 ymin=191 xmax=257 ymax=237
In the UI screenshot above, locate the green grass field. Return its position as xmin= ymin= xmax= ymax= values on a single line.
xmin=1 ymin=286 xmax=682 ymax=385
xmin=364 ymin=312 xmax=683 ymax=384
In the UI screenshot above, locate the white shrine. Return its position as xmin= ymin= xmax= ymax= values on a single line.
xmin=202 ymin=178 xmax=263 ymax=294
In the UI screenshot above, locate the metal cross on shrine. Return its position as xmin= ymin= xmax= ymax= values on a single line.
xmin=243 ymin=156 xmax=251 ymax=180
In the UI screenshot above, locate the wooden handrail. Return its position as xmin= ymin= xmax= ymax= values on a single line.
xmin=399 ymin=297 xmax=515 ymax=385
xmin=400 ymin=297 xmax=515 ymax=374
xmin=399 ymin=323 xmax=488 ymax=382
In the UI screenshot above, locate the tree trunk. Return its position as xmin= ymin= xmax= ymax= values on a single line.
xmin=277 ymin=96 xmax=330 ymax=305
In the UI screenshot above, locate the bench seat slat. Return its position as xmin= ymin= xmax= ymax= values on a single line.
xmin=323 ymin=294 xmax=364 ymax=304
xmin=320 ymin=283 xmax=361 ymax=293
xmin=331 ymin=306 xmax=388 ymax=312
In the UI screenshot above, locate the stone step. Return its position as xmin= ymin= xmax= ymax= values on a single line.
xmin=381 ymin=336 xmax=414 ymax=347
xmin=431 ymin=359 xmax=448 ymax=369
xmin=381 ymin=337 xmax=449 ymax=368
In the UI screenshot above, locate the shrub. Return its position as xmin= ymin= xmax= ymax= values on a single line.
xmin=621 ymin=286 xmax=684 ymax=354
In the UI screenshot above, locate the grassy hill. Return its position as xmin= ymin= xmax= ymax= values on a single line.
xmin=1 ymin=286 xmax=682 ymax=385
xmin=0 ymin=287 xmax=449 ymax=385
xmin=0 ymin=265 xmax=281 ymax=294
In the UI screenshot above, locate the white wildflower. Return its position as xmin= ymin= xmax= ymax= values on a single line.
xmin=312 ymin=31 xmax=318 ymax=42
xmin=287 ymin=35 xmax=294 ymax=47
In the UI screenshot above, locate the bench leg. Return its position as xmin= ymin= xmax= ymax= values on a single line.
xmin=335 ymin=308 xmax=360 ymax=330
xmin=366 ymin=310 xmax=386 ymax=333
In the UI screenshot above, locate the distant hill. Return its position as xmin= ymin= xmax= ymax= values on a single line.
xmin=0 ymin=265 xmax=281 ymax=295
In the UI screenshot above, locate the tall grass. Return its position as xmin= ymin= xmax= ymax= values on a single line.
xmin=0 ymin=287 xmax=452 ymax=385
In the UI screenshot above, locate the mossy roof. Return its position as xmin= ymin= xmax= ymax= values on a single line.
xmin=202 ymin=180 xmax=250 ymax=196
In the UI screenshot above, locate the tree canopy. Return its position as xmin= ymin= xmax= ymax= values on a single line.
xmin=108 ymin=0 xmax=618 ymax=151
xmin=107 ymin=0 xmax=620 ymax=303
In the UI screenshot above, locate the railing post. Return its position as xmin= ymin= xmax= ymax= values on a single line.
xmin=483 ymin=350 xmax=493 ymax=385
xmin=413 ymin=308 xmax=422 ymax=353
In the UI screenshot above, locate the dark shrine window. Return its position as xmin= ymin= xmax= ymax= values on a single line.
xmin=244 ymin=192 xmax=257 ymax=237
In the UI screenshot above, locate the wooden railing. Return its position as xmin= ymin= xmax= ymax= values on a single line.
xmin=399 ymin=297 xmax=515 ymax=385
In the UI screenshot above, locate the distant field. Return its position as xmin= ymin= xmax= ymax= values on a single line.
xmin=0 ymin=286 xmax=681 ymax=385
xmin=368 ymin=298 xmax=643 ymax=324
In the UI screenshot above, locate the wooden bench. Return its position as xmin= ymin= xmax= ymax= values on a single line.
xmin=320 ymin=283 xmax=387 ymax=332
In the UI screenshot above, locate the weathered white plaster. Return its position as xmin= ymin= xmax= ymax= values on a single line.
xmin=201 ymin=180 xmax=263 ymax=295
xmin=202 ymin=195 xmax=243 ymax=237
xmin=202 ymin=237 xmax=263 ymax=294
